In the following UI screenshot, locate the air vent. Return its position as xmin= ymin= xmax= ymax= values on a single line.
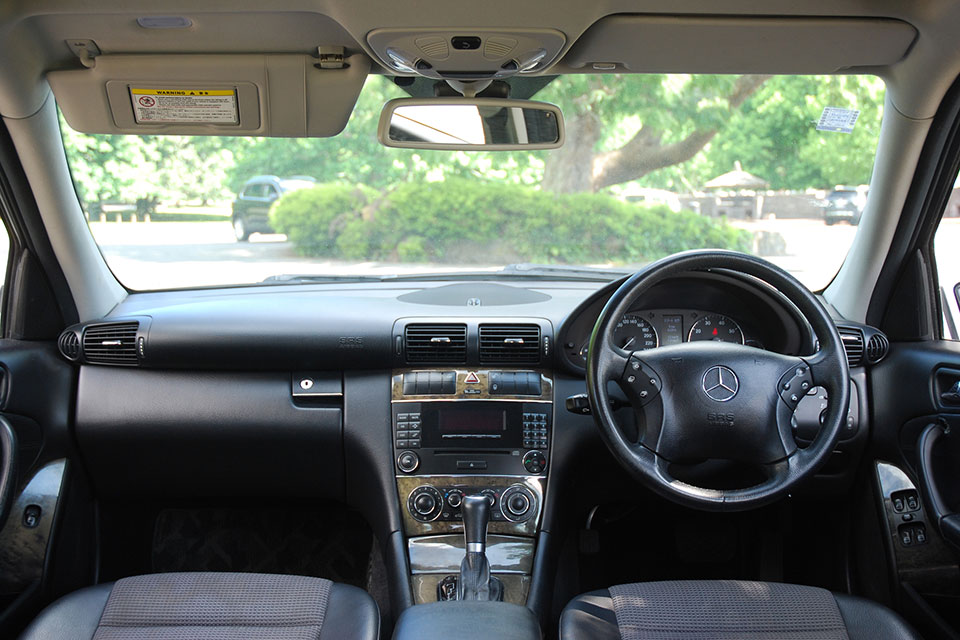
xmin=837 ymin=326 xmax=864 ymax=367
xmin=82 ymin=321 xmax=139 ymax=366
xmin=58 ymin=329 xmax=81 ymax=361
xmin=866 ymin=332 xmax=890 ymax=363
xmin=405 ymin=324 xmax=467 ymax=363
xmin=479 ymin=324 xmax=541 ymax=364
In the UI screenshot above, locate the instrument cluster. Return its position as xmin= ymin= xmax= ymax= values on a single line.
xmin=574 ymin=308 xmax=761 ymax=365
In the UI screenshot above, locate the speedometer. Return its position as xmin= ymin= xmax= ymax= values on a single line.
xmin=687 ymin=314 xmax=744 ymax=344
xmin=613 ymin=314 xmax=659 ymax=351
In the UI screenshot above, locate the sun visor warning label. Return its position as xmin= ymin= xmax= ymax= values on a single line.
xmin=130 ymin=88 xmax=239 ymax=124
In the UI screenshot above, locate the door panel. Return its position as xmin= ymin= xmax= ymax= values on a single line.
xmin=869 ymin=340 xmax=960 ymax=637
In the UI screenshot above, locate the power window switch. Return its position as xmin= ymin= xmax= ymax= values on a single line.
xmin=900 ymin=529 xmax=913 ymax=546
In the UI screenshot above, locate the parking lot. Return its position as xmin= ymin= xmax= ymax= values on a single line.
xmin=88 ymin=217 xmax=960 ymax=292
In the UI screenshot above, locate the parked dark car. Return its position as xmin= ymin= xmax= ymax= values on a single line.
xmin=823 ymin=187 xmax=866 ymax=225
xmin=231 ymin=175 xmax=315 ymax=241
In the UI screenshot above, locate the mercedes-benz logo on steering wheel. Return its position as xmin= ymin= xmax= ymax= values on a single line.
xmin=702 ymin=365 xmax=739 ymax=402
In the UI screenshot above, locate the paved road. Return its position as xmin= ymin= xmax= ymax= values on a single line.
xmin=89 ymin=218 xmax=960 ymax=293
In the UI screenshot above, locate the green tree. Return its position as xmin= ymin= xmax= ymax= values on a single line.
xmin=535 ymin=74 xmax=770 ymax=193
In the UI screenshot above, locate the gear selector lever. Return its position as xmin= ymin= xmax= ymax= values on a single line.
xmin=456 ymin=494 xmax=503 ymax=601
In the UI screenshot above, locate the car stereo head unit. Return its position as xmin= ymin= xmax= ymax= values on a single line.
xmin=391 ymin=369 xmax=552 ymax=476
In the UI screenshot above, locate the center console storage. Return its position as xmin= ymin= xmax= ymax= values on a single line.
xmin=393 ymin=601 xmax=541 ymax=640
xmin=392 ymin=368 xmax=552 ymax=605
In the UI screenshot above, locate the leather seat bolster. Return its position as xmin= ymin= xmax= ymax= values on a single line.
xmin=320 ymin=583 xmax=380 ymax=640
xmin=18 ymin=583 xmax=113 ymax=640
xmin=559 ymin=589 xmax=619 ymax=640
xmin=835 ymin=593 xmax=922 ymax=640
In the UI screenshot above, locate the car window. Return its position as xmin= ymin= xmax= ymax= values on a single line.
xmin=59 ymin=74 xmax=885 ymax=291
xmin=936 ymin=178 xmax=960 ymax=339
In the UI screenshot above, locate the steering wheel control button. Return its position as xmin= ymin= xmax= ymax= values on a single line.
xmin=778 ymin=366 xmax=814 ymax=409
xmin=408 ymin=485 xmax=443 ymax=522
xmin=522 ymin=450 xmax=546 ymax=474
xmin=624 ymin=357 xmax=661 ymax=406
xmin=397 ymin=451 xmax=420 ymax=473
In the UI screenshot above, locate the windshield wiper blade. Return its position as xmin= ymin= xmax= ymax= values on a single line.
xmin=261 ymin=274 xmax=385 ymax=284
xmin=262 ymin=264 xmax=632 ymax=285
xmin=497 ymin=263 xmax=632 ymax=280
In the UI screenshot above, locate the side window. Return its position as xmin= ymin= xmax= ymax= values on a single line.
xmin=0 ymin=220 xmax=8 ymax=322
xmin=936 ymin=186 xmax=960 ymax=338
xmin=265 ymin=186 xmax=279 ymax=200
xmin=242 ymin=184 xmax=261 ymax=198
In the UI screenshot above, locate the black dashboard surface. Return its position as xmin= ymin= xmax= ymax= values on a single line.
xmin=97 ymin=273 xmax=812 ymax=372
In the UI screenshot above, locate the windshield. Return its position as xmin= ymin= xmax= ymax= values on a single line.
xmin=60 ymin=73 xmax=884 ymax=290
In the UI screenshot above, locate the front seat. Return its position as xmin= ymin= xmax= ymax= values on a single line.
xmin=19 ymin=572 xmax=379 ymax=640
xmin=561 ymin=580 xmax=920 ymax=640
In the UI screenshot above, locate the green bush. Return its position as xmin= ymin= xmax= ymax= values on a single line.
xmin=269 ymin=184 xmax=375 ymax=256
xmin=270 ymin=179 xmax=751 ymax=264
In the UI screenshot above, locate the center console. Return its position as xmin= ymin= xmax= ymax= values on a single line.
xmin=391 ymin=368 xmax=552 ymax=605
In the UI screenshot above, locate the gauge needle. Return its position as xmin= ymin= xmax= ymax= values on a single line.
xmin=622 ymin=337 xmax=636 ymax=349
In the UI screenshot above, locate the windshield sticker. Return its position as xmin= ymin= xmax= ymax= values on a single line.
xmin=816 ymin=107 xmax=860 ymax=134
xmin=129 ymin=88 xmax=238 ymax=125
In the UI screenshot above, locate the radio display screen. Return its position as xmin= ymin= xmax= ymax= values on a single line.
xmin=420 ymin=402 xmax=524 ymax=449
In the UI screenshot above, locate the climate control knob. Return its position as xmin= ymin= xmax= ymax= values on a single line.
xmin=446 ymin=490 xmax=464 ymax=508
xmin=499 ymin=484 xmax=537 ymax=523
xmin=407 ymin=485 xmax=443 ymax=522
xmin=507 ymin=492 xmax=530 ymax=516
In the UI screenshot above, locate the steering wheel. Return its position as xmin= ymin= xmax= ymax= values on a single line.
xmin=586 ymin=250 xmax=849 ymax=511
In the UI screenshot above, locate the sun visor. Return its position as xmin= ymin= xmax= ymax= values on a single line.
xmin=561 ymin=16 xmax=917 ymax=74
xmin=48 ymin=53 xmax=370 ymax=136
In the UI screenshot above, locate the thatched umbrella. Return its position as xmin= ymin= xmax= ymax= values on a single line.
xmin=703 ymin=162 xmax=769 ymax=219
xmin=704 ymin=161 xmax=769 ymax=190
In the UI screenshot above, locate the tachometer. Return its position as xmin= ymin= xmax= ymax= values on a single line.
xmin=613 ymin=314 xmax=659 ymax=351
xmin=687 ymin=314 xmax=744 ymax=344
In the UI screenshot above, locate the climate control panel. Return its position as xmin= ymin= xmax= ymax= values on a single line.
xmin=407 ymin=483 xmax=538 ymax=524
xmin=397 ymin=475 xmax=545 ymax=536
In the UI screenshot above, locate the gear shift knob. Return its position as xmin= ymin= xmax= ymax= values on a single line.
xmin=456 ymin=494 xmax=502 ymax=601
xmin=462 ymin=494 xmax=490 ymax=554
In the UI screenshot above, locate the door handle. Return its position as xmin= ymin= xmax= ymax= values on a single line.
xmin=917 ymin=421 xmax=960 ymax=549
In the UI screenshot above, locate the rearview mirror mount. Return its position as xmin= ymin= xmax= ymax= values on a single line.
xmin=378 ymin=98 xmax=564 ymax=150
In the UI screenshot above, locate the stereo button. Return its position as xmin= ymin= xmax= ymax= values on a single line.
xmin=397 ymin=451 xmax=420 ymax=473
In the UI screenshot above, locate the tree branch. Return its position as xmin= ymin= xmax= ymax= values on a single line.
xmin=590 ymin=74 xmax=771 ymax=191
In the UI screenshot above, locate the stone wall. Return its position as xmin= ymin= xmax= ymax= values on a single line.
xmin=679 ymin=193 xmax=823 ymax=219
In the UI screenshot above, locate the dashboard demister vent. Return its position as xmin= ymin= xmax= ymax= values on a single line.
xmin=866 ymin=332 xmax=890 ymax=363
xmin=83 ymin=321 xmax=139 ymax=366
xmin=837 ymin=326 xmax=864 ymax=367
xmin=405 ymin=323 xmax=467 ymax=363
xmin=57 ymin=329 xmax=81 ymax=361
xmin=479 ymin=324 xmax=541 ymax=364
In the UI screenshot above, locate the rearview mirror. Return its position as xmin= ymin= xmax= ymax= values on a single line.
xmin=378 ymin=98 xmax=564 ymax=150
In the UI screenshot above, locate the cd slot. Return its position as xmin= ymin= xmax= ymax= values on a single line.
xmin=435 ymin=449 xmax=513 ymax=456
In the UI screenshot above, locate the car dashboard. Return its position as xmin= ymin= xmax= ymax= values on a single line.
xmin=50 ymin=271 xmax=882 ymax=610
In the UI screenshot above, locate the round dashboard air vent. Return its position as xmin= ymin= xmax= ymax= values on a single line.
xmin=866 ymin=333 xmax=889 ymax=364
xmin=58 ymin=329 xmax=81 ymax=361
